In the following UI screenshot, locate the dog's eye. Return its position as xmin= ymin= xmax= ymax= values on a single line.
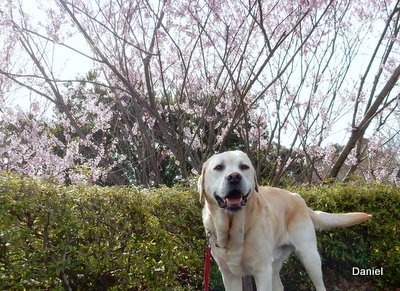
xmin=214 ymin=164 xmax=224 ymax=171
xmin=240 ymin=164 xmax=250 ymax=170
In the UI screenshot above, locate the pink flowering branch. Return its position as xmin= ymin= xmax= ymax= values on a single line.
xmin=1 ymin=0 xmax=399 ymax=185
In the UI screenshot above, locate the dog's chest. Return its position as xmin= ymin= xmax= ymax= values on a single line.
xmin=206 ymin=205 xmax=275 ymax=276
xmin=211 ymin=231 xmax=270 ymax=276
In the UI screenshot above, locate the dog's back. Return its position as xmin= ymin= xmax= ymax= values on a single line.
xmin=258 ymin=186 xmax=371 ymax=231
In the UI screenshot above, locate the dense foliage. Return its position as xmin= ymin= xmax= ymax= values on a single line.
xmin=0 ymin=173 xmax=399 ymax=290
xmin=0 ymin=173 xmax=204 ymax=290
xmin=284 ymin=184 xmax=400 ymax=290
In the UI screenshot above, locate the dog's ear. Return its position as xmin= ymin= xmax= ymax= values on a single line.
xmin=198 ymin=166 xmax=206 ymax=204
xmin=254 ymin=169 xmax=259 ymax=192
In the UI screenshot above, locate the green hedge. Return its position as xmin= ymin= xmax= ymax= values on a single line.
xmin=0 ymin=173 xmax=204 ymax=290
xmin=0 ymin=173 xmax=399 ymax=290
xmin=283 ymin=184 xmax=400 ymax=290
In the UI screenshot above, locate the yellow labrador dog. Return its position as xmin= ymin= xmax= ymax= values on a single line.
xmin=198 ymin=150 xmax=371 ymax=291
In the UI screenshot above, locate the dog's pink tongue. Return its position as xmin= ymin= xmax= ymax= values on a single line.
xmin=225 ymin=197 xmax=242 ymax=207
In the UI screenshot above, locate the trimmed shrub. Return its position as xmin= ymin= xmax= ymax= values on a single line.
xmin=0 ymin=173 xmax=204 ymax=290
xmin=0 ymin=173 xmax=399 ymax=290
xmin=282 ymin=183 xmax=400 ymax=290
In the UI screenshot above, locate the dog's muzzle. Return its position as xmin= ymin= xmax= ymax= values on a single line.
xmin=215 ymin=189 xmax=250 ymax=212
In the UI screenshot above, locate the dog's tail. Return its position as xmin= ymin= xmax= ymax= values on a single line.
xmin=308 ymin=209 xmax=371 ymax=231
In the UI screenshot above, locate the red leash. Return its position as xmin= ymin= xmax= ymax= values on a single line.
xmin=203 ymin=232 xmax=212 ymax=291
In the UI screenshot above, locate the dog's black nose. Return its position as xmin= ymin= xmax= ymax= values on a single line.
xmin=227 ymin=172 xmax=242 ymax=185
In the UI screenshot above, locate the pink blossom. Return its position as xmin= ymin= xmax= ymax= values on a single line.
xmin=0 ymin=0 xmax=398 ymax=185
xmin=345 ymin=153 xmax=358 ymax=167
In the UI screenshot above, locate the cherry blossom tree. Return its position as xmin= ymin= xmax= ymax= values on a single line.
xmin=0 ymin=0 xmax=399 ymax=185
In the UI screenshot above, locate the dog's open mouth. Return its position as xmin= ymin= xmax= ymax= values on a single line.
xmin=215 ymin=189 xmax=249 ymax=211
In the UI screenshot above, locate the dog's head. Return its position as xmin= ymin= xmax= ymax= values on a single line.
xmin=198 ymin=150 xmax=259 ymax=212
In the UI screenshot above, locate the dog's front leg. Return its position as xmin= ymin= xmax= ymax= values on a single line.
xmin=253 ymin=264 xmax=273 ymax=291
xmin=220 ymin=270 xmax=242 ymax=291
